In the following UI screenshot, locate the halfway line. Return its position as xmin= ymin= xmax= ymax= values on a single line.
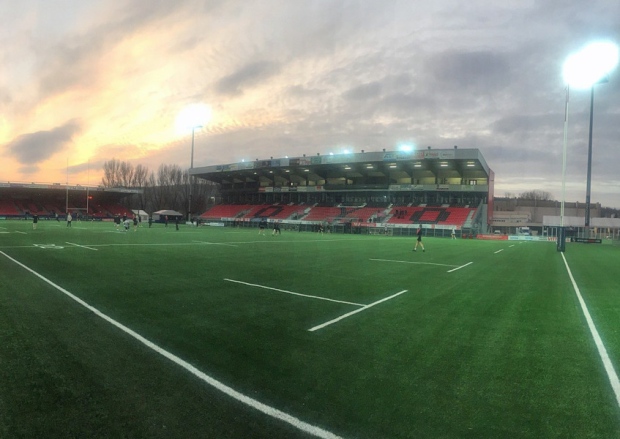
xmin=224 ymin=278 xmax=364 ymax=306
xmin=0 ymin=251 xmax=343 ymax=439
xmin=561 ymin=252 xmax=620 ymax=409
xmin=309 ymin=290 xmax=408 ymax=332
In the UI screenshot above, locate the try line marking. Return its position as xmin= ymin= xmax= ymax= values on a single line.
xmin=561 ymin=253 xmax=620 ymax=409
xmin=370 ymin=258 xmax=473 ymax=273
xmin=0 ymin=250 xmax=343 ymax=439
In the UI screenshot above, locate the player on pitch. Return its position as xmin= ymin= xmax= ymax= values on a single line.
xmin=413 ymin=226 xmax=425 ymax=252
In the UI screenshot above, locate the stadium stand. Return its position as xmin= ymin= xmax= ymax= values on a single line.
xmin=0 ymin=199 xmax=21 ymax=216
xmin=302 ymin=206 xmax=349 ymax=222
xmin=343 ymin=207 xmax=385 ymax=222
xmin=200 ymin=204 xmax=253 ymax=219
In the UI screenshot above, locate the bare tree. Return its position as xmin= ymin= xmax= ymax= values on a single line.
xmin=518 ymin=190 xmax=553 ymax=201
xmin=119 ymin=161 xmax=135 ymax=188
xmin=101 ymin=159 xmax=123 ymax=187
xmin=131 ymin=164 xmax=149 ymax=211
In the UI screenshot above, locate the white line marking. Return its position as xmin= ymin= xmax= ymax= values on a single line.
xmin=15 ymin=231 xmax=27 ymax=234
xmin=561 ymin=252 xmax=620 ymax=409
xmin=66 ymin=242 xmax=98 ymax=251
xmin=0 ymin=251 xmax=343 ymax=439
xmin=494 ymin=249 xmax=504 ymax=254
xmin=447 ymin=262 xmax=473 ymax=273
xmin=193 ymin=241 xmax=239 ymax=247
xmin=309 ymin=290 xmax=408 ymax=332
xmin=224 ymin=278 xmax=364 ymax=306
xmin=370 ymin=258 xmax=458 ymax=268
xmin=509 ymin=245 xmax=515 ymax=248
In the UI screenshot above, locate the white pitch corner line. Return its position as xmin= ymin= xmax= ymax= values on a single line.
xmin=370 ymin=258 xmax=458 ymax=268
xmin=561 ymin=252 xmax=620 ymax=409
xmin=225 ymin=278 xmax=365 ymax=306
xmin=0 ymin=251 xmax=344 ymax=439
xmin=66 ymin=242 xmax=98 ymax=251
xmin=309 ymin=289 xmax=408 ymax=332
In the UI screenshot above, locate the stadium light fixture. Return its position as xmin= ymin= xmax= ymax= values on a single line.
xmin=561 ymin=41 xmax=618 ymax=235
xmin=398 ymin=144 xmax=414 ymax=152
xmin=177 ymin=103 xmax=212 ymax=222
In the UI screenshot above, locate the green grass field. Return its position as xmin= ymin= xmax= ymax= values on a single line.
xmin=1 ymin=219 xmax=619 ymax=438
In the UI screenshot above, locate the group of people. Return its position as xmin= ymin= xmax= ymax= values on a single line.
xmin=258 ymin=218 xmax=281 ymax=235
xmin=114 ymin=213 xmax=139 ymax=231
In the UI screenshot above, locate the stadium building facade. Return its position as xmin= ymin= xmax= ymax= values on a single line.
xmin=192 ymin=147 xmax=494 ymax=235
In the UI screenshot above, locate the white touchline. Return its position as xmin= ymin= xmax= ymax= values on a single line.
xmin=369 ymin=258 xmax=458 ymax=268
xmin=494 ymin=249 xmax=504 ymax=254
xmin=66 ymin=242 xmax=98 ymax=251
xmin=224 ymin=279 xmax=364 ymax=306
xmin=0 ymin=251 xmax=344 ymax=439
xmin=561 ymin=253 xmax=620 ymax=409
xmin=309 ymin=290 xmax=408 ymax=332
xmin=447 ymin=262 xmax=473 ymax=273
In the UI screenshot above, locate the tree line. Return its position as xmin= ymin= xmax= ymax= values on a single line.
xmin=101 ymin=159 xmax=218 ymax=217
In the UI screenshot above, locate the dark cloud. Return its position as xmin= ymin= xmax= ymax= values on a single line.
xmin=342 ymin=81 xmax=382 ymax=101
xmin=215 ymin=61 xmax=281 ymax=96
xmin=5 ymin=120 xmax=82 ymax=165
xmin=430 ymin=51 xmax=512 ymax=92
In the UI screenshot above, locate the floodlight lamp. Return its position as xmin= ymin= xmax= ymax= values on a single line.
xmin=176 ymin=104 xmax=212 ymax=133
xmin=398 ymin=144 xmax=414 ymax=152
xmin=563 ymin=41 xmax=619 ymax=89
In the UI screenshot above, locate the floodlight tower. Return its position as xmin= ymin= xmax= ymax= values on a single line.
xmin=188 ymin=124 xmax=203 ymax=222
xmin=562 ymin=41 xmax=619 ymax=240
xmin=176 ymin=104 xmax=212 ymax=222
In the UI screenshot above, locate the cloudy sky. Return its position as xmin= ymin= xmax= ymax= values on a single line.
xmin=1 ymin=0 xmax=619 ymax=206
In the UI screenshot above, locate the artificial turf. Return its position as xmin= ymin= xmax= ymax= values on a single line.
xmin=1 ymin=220 xmax=619 ymax=438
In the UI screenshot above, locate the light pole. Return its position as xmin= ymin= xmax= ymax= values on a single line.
xmin=188 ymin=125 xmax=202 ymax=222
xmin=562 ymin=41 xmax=618 ymax=241
xmin=558 ymin=85 xmax=569 ymax=252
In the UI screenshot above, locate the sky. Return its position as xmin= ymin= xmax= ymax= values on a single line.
xmin=1 ymin=0 xmax=619 ymax=207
